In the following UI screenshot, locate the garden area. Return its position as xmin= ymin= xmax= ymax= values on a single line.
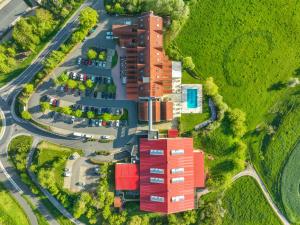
xmin=172 ymin=0 xmax=300 ymax=221
xmin=0 ymin=182 xmax=30 ymax=225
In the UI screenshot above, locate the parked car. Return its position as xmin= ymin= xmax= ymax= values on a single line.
xmin=95 ymin=120 xmax=99 ymax=127
xmin=102 ymin=62 xmax=107 ymax=68
xmin=80 ymin=74 xmax=84 ymax=81
xmin=64 ymin=171 xmax=72 ymax=177
xmin=106 ymin=31 xmax=113 ymax=35
xmin=94 ymin=167 xmax=100 ymax=175
xmin=101 ymin=135 xmax=111 ymax=139
xmin=115 ymin=120 xmax=120 ymax=127
xmin=77 ymin=57 xmax=82 ymax=65
xmin=99 ymin=119 xmax=103 ymax=126
xmin=106 ymin=35 xmax=113 ymax=40
xmin=76 ymin=182 xmax=85 ymax=187
xmin=69 ymin=153 xmax=79 ymax=160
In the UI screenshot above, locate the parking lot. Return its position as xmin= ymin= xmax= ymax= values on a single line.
xmin=64 ymin=155 xmax=100 ymax=193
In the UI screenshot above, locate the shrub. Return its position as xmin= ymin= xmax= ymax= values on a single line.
xmin=227 ymin=108 xmax=247 ymax=137
xmin=204 ymin=77 xmax=219 ymax=96
xmin=21 ymin=111 xmax=31 ymax=120
xmin=87 ymin=49 xmax=97 ymax=59
xmin=183 ymin=56 xmax=195 ymax=70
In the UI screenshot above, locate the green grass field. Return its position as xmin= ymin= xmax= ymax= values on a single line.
xmin=174 ymin=0 xmax=300 ymax=217
xmin=281 ymin=141 xmax=300 ymax=223
xmin=175 ymin=0 xmax=300 ymax=129
xmin=222 ymin=177 xmax=282 ymax=225
xmin=0 ymin=183 xmax=30 ymax=225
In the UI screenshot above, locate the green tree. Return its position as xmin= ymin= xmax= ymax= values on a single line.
xmin=102 ymin=205 xmax=111 ymax=220
xmin=183 ymin=56 xmax=195 ymax=70
xmin=78 ymin=84 xmax=86 ymax=91
xmin=74 ymin=109 xmax=83 ymax=118
xmin=79 ymin=7 xmax=99 ymax=29
xmin=67 ymin=79 xmax=78 ymax=89
xmin=127 ymin=215 xmax=142 ymax=225
xmin=102 ymin=113 xmax=112 ymax=121
xmin=71 ymin=30 xmax=86 ymax=44
xmin=107 ymin=84 xmax=116 ymax=94
xmin=113 ymin=3 xmax=125 ymax=14
xmin=33 ymin=9 xmax=55 ymax=38
xmin=24 ymin=84 xmax=34 ymax=95
xmin=62 ymin=106 xmax=72 ymax=115
xmin=38 ymin=168 xmax=55 ymax=189
xmin=227 ymin=108 xmax=247 ymax=137
xmin=73 ymin=192 xmax=92 ymax=218
xmin=21 ymin=111 xmax=32 ymax=120
xmin=87 ymin=111 xmax=95 ymax=119
xmin=85 ymin=79 xmax=93 ymax=88
xmin=205 ymin=77 xmax=219 ymax=96
xmin=87 ymin=49 xmax=97 ymax=59
xmin=58 ymin=72 xmax=69 ymax=83
xmin=98 ymin=51 xmax=106 ymax=61
xmin=40 ymin=102 xmax=50 ymax=113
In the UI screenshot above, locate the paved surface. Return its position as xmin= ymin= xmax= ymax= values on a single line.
xmin=0 ymin=0 xmax=29 ymax=36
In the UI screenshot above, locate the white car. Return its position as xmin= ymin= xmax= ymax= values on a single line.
xmin=102 ymin=62 xmax=107 ymax=68
xmin=72 ymin=72 xmax=77 ymax=80
xmin=101 ymin=135 xmax=111 ymax=140
xmin=106 ymin=35 xmax=113 ymax=40
xmin=80 ymin=74 xmax=84 ymax=81
xmin=115 ymin=120 xmax=120 ymax=127
xmin=106 ymin=31 xmax=113 ymax=36
xmin=64 ymin=171 xmax=72 ymax=177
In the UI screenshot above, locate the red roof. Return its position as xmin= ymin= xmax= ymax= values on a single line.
xmin=139 ymin=138 xmax=201 ymax=214
xmin=115 ymin=163 xmax=139 ymax=191
xmin=168 ymin=129 xmax=178 ymax=138
xmin=194 ymin=151 xmax=205 ymax=188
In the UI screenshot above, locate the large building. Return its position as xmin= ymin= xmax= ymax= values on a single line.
xmin=115 ymin=131 xmax=205 ymax=214
xmin=113 ymin=12 xmax=179 ymax=122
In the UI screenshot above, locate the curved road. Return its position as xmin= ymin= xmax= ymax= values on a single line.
xmin=0 ymin=0 xmax=105 ymax=224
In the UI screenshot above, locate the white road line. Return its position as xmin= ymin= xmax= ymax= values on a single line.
xmin=0 ymin=109 xmax=6 ymax=140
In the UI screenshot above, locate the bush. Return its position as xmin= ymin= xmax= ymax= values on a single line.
xmin=21 ymin=111 xmax=32 ymax=120
xmin=87 ymin=49 xmax=97 ymax=59
xmin=227 ymin=108 xmax=247 ymax=137
xmin=183 ymin=56 xmax=195 ymax=70
xmin=204 ymin=77 xmax=219 ymax=97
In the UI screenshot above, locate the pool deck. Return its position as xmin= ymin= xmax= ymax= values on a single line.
xmin=181 ymin=84 xmax=202 ymax=114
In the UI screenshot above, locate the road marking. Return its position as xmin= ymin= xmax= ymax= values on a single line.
xmin=0 ymin=160 xmax=23 ymax=194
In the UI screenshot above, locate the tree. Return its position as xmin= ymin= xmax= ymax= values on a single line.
xmin=102 ymin=205 xmax=111 ymax=220
xmin=24 ymin=84 xmax=34 ymax=95
xmin=227 ymin=108 xmax=247 ymax=137
xmin=73 ymin=192 xmax=92 ymax=218
xmin=74 ymin=109 xmax=83 ymax=118
xmin=67 ymin=79 xmax=78 ymax=89
xmin=114 ymin=3 xmax=125 ymax=14
xmin=40 ymin=102 xmax=50 ymax=113
xmin=102 ymin=113 xmax=112 ymax=121
xmin=183 ymin=210 xmax=197 ymax=225
xmin=71 ymin=30 xmax=86 ymax=44
xmin=79 ymin=7 xmax=99 ymax=29
xmin=98 ymin=51 xmax=106 ymax=61
xmin=143 ymin=0 xmax=187 ymax=20
xmin=87 ymin=49 xmax=97 ymax=59
xmin=78 ymin=84 xmax=86 ymax=91
xmin=107 ymin=84 xmax=116 ymax=94
xmin=62 ymin=106 xmax=72 ymax=115
xmin=21 ymin=111 xmax=32 ymax=120
xmin=33 ymin=9 xmax=55 ymax=38
xmin=58 ymin=72 xmax=69 ymax=83
xmin=38 ymin=168 xmax=55 ymax=189
xmin=85 ymin=79 xmax=93 ymax=88
xmin=183 ymin=56 xmax=195 ymax=70
xmin=205 ymin=77 xmax=219 ymax=96
xmin=87 ymin=111 xmax=95 ymax=119
xmin=127 ymin=215 xmax=142 ymax=225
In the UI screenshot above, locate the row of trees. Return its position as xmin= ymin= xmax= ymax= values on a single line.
xmin=105 ymin=0 xmax=188 ymax=20
xmin=40 ymin=0 xmax=81 ymax=19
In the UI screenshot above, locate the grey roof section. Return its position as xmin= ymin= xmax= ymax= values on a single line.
xmin=0 ymin=0 xmax=29 ymax=35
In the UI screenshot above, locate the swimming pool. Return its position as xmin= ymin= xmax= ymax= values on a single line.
xmin=187 ymin=89 xmax=198 ymax=108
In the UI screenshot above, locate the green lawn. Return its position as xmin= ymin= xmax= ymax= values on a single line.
xmin=222 ymin=177 xmax=282 ymax=225
xmin=175 ymin=0 xmax=300 ymax=130
xmin=174 ymin=0 xmax=300 ymax=215
xmin=0 ymin=182 xmax=30 ymax=225
xmin=281 ymin=141 xmax=300 ymax=223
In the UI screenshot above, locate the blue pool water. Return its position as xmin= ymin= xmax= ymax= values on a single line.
xmin=187 ymin=89 xmax=198 ymax=108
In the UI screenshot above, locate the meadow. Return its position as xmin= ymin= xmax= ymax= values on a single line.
xmin=0 ymin=182 xmax=30 ymax=225
xmin=222 ymin=177 xmax=282 ymax=225
xmin=174 ymin=0 xmax=300 ymax=219
xmin=281 ymin=141 xmax=300 ymax=223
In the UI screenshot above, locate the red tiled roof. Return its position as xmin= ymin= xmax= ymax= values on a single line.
xmin=194 ymin=151 xmax=205 ymax=188
xmin=115 ymin=163 xmax=139 ymax=191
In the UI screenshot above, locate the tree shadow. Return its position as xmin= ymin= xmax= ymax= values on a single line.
xmin=267 ymin=81 xmax=286 ymax=91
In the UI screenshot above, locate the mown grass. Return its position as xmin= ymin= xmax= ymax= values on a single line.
xmin=281 ymin=141 xmax=300 ymax=223
xmin=0 ymin=182 xmax=30 ymax=225
xmin=175 ymin=0 xmax=300 ymax=130
xmin=222 ymin=177 xmax=282 ymax=225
